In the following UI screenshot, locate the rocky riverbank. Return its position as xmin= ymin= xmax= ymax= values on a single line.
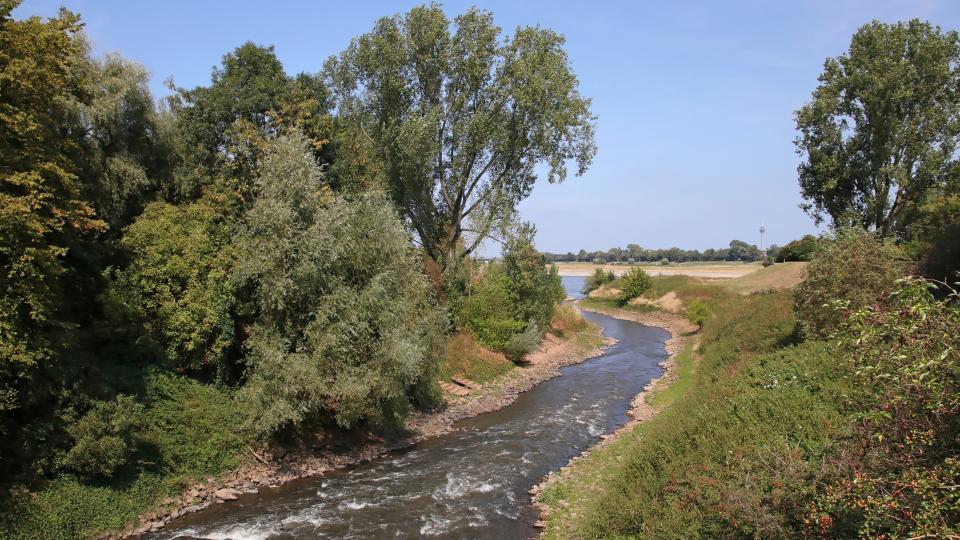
xmin=114 ymin=313 xmax=610 ymax=538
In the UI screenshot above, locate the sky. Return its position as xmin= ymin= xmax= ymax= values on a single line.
xmin=14 ymin=0 xmax=960 ymax=253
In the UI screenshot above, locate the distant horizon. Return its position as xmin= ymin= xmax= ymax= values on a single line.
xmin=14 ymin=0 xmax=959 ymax=252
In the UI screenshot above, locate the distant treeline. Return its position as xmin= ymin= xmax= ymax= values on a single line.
xmin=543 ymin=239 xmax=769 ymax=263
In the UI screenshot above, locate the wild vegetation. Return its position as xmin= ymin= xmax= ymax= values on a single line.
xmin=0 ymin=2 xmax=591 ymax=537
xmin=540 ymin=18 xmax=960 ymax=539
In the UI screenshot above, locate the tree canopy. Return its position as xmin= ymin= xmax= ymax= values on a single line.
xmin=325 ymin=4 xmax=596 ymax=272
xmin=795 ymin=19 xmax=960 ymax=237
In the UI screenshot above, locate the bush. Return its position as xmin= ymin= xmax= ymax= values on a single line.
xmin=811 ymin=278 xmax=960 ymax=537
xmin=617 ymin=267 xmax=653 ymax=306
xmin=503 ymin=319 xmax=542 ymax=361
xmin=237 ymin=134 xmax=447 ymax=434
xmin=659 ymin=258 xmax=670 ymax=265
xmin=794 ymin=228 xmax=905 ymax=338
xmin=685 ymin=300 xmax=709 ymax=329
xmin=60 ymin=396 xmax=145 ymax=480
xmin=582 ymin=268 xmax=615 ymax=294
xmin=502 ymin=223 xmax=565 ymax=330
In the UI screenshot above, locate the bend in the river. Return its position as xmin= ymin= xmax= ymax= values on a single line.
xmin=153 ymin=276 xmax=669 ymax=540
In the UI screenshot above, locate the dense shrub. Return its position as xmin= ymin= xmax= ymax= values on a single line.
xmin=809 ymin=278 xmax=960 ymax=537
xmin=107 ymin=200 xmax=239 ymax=379
xmin=501 ymin=223 xmax=565 ymax=330
xmin=503 ymin=320 xmax=541 ymax=361
xmin=794 ymin=228 xmax=905 ymax=338
xmin=455 ymin=224 xmax=564 ymax=359
xmin=582 ymin=268 xmax=615 ymax=294
xmin=775 ymin=234 xmax=818 ymax=262
xmin=236 ymin=134 xmax=446 ymax=434
xmin=60 ymin=395 xmax=145 ymax=480
xmin=617 ymin=267 xmax=653 ymax=305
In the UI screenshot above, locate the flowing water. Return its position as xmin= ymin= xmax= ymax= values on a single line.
xmin=154 ymin=276 xmax=668 ymax=540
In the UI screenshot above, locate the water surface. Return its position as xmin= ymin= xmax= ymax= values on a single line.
xmin=156 ymin=276 xmax=667 ymax=539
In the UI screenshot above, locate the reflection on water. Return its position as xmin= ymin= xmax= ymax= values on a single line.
xmin=153 ymin=276 xmax=667 ymax=539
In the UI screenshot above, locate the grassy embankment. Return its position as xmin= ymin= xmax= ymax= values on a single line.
xmin=1 ymin=304 xmax=597 ymax=540
xmin=539 ymin=270 xmax=850 ymax=537
xmin=438 ymin=303 xmax=599 ymax=386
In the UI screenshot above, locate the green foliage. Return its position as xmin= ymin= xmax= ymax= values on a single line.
xmin=107 ymin=201 xmax=239 ymax=378
xmin=1 ymin=373 xmax=252 ymax=539
xmin=685 ymin=299 xmax=709 ymax=329
xmin=796 ymin=19 xmax=960 ymax=236
xmin=794 ymin=228 xmax=905 ymax=338
xmin=168 ymin=42 xmax=334 ymax=202
xmin=60 ymin=395 xmax=145 ymax=480
xmin=501 ymin=223 xmax=565 ymax=330
xmin=616 ymin=267 xmax=653 ymax=305
xmin=455 ymin=224 xmax=562 ymax=359
xmin=236 ymin=133 xmax=446 ymax=434
xmin=503 ymin=319 xmax=541 ymax=361
xmin=775 ymin=234 xmax=818 ymax=262
xmin=809 ymin=278 xmax=960 ymax=537
xmin=582 ymin=268 xmax=615 ymax=294
xmin=0 ymin=2 xmax=108 ymax=481
xmin=542 ymin=291 xmax=848 ymax=538
xmin=325 ymin=4 xmax=596 ymax=272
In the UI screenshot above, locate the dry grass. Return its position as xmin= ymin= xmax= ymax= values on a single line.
xmin=718 ymin=261 xmax=808 ymax=295
xmin=438 ymin=331 xmax=515 ymax=385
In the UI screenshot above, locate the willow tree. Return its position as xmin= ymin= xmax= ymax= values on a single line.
xmin=796 ymin=19 xmax=960 ymax=237
xmin=325 ymin=5 xmax=596 ymax=272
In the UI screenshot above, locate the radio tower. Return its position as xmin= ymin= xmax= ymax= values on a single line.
xmin=759 ymin=224 xmax=767 ymax=258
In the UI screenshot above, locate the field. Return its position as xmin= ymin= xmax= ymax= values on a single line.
xmin=717 ymin=261 xmax=808 ymax=294
xmin=554 ymin=261 xmax=763 ymax=279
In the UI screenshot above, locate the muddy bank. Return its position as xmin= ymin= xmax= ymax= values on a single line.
xmin=116 ymin=317 xmax=609 ymax=538
xmin=530 ymin=304 xmax=697 ymax=527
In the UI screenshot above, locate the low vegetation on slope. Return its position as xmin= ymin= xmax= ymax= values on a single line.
xmin=542 ymin=228 xmax=960 ymax=538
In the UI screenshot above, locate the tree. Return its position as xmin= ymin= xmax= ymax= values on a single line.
xmin=236 ymin=133 xmax=446 ymax=433
xmin=67 ymin=47 xmax=172 ymax=229
xmin=0 ymin=2 xmax=107 ymax=470
xmin=685 ymin=300 xmax=709 ymax=330
xmin=501 ymin=223 xmax=565 ymax=330
xmin=795 ymin=20 xmax=960 ymax=237
xmin=106 ymin=200 xmax=239 ymax=380
xmin=325 ymin=5 xmax=596 ymax=273
xmin=168 ymin=42 xmax=334 ymax=203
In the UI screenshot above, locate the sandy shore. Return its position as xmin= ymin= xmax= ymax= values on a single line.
xmin=530 ymin=303 xmax=699 ymax=529
xmin=118 ymin=315 xmax=611 ymax=538
xmin=554 ymin=261 xmax=761 ymax=280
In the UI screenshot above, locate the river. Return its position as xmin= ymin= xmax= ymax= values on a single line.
xmin=153 ymin=276 xmax=668 ymax=539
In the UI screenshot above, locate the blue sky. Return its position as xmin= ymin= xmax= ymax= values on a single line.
xmin=15 ymin=0 xmax=960 ymax=252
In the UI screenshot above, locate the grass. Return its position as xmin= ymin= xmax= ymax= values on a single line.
xmin=539 ymin=287 xmax=850 ymax=539
xmin=644 ymin=341 xmax=697 ymax=410
xmin=439 ymin=331 xmax=516 ymax=384
xmin=1 ymin=373 xmax=254 ymax=539
xmin=719 ymin=261 xmax=808 ymax=295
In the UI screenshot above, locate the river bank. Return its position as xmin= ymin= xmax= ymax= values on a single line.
xmin=116 ymin=311 xmax=609 ymax=538
xmin=531 ymin=302 xmax=698 ymax=529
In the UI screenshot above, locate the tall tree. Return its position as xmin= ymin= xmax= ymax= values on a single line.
xmin=168 ymin=42 xmax=334 ymax=204
xmin=325 ymin=4 xmax=596 ymax=273
xmin=0 ymin=1 xmax=106 ymax=475
xmin=795 ymin=19 xmax=960 ymax=236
